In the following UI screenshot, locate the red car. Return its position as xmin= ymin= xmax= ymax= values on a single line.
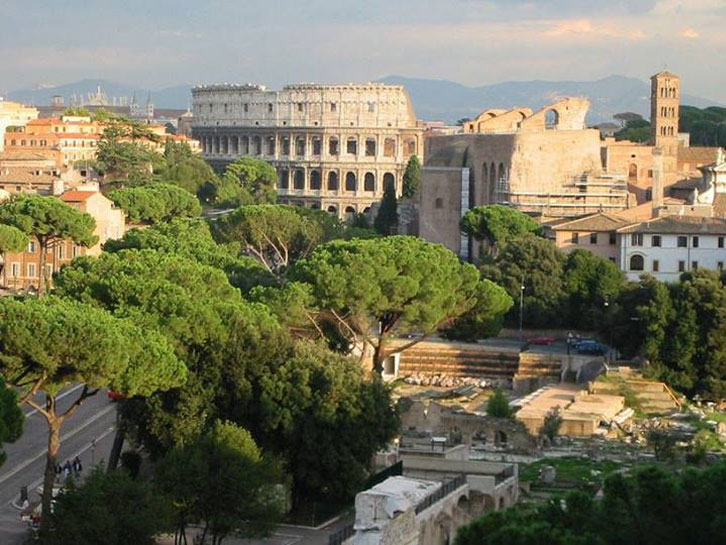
xmin=528 ymin=336 xmax=556 ymax=346
xmin=107 ymin=390 xmax=126 ymax=401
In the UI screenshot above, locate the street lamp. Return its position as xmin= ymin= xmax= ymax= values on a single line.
xmin=518 ymin=277 xmax=525 ymax=342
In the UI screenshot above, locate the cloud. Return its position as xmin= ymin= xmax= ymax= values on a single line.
xmin=543 ymin=19 xmax=648 ymax=40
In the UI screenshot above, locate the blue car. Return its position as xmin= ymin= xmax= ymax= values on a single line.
xmin=575 ymin=340 xmax=609 ymax=355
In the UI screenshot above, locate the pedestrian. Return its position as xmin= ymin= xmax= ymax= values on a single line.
xmin=72 ymin=456 xmax=83 ymax=477
xmin=63 ymin=460 xmax=72 ymax=479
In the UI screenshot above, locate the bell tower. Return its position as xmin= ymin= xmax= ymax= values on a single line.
xmin=650 ymin=71 xmax=680 ymax=156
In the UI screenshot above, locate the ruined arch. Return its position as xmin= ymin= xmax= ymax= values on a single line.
xmin=495 ymin=430 xmax=508 ymax=447
xmin=545 ymin=109 xmax=559 ymax=129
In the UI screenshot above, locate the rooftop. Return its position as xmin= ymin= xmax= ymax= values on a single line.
xmin=618 ymin=215 xmax=726 ymax=235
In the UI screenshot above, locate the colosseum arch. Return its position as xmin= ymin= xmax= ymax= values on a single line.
xmin=364 ymin=172 xmax=375 ymax=192
xmin=344 ymin=206 xmax=356 ymax=221
xmin=230 ymin=136 xmax=238 ymax=155
xmin=328 ymin=171 xmax=339 ymax=191
xmin=293 ymin=169 xmax=305 ymax=190
xmin=279 ymin=169 xmax=289 ymax=190
xmin=383 ymin=172 xmax=395 ymax=192
xmin=329 ymin=137 xmax=339 ymax=156
xmin=252 ymin=136 xmax=262 ymax=155
xmin=310 ymin=170 xmax=322 ymax=190
xmin=327 ymin=205 xmax=338 ymax=214
xmin=241 ymin=136 xmax=249 ymax=155
xmin=345 ymin=172 xmax=357 ymax=192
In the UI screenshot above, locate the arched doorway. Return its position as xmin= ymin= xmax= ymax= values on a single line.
xmin=628 ymin=163 xmax=638 ymax=182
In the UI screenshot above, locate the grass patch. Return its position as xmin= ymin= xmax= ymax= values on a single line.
xmin=520 ymin=456 xmax=624 ymax=486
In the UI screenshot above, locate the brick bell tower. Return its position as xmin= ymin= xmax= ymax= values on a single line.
xmin=650 ymin=71 xmax=680 ymax=157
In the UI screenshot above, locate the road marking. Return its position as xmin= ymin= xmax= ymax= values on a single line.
xmin=10 ymin=425 xmax=116 ymax=509
xmin=23 ymin=384 xmax=87 ymax=417
xmin=0 ymin=404 xmax=116 ymax=487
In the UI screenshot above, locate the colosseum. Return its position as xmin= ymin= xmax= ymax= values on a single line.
xmin=191 ymin=83 xmax=423 ymax=218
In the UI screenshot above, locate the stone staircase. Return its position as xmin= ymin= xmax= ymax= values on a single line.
xmin=591 ymin=378 xmax=680 ymax=413
xmin=397 ymin=343 xmax=520 ymax=379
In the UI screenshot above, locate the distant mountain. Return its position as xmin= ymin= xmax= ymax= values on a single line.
xmin=7 ymin=79 xmax=193 ymax=109
xmin=376 ymin=75 xmax=722 ymax=124
xmin=8 ymin=75 xmax=722 ymax=124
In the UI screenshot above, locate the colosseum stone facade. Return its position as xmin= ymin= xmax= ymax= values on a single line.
xmin=191 ymin=83 xmax=423 ymax=218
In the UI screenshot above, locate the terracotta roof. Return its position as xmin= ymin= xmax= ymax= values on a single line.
xmin=0 ymin=151 xmax=52 ymax=162
xmin=552 ymin=212 xmax=632 ymax=232
xmin=60 ymin=191 xmax=96 ymax=202
xmin=0 ymin=168 xmax=57 ymax=184
xmin=618 ymin=215 xmax=726 ymax=235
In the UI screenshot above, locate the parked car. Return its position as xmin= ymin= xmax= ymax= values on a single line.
xmin=528 ymin=336 xmax=556 ymax=346
xmin=576 ymin=340 xmax=609 ymax=355
xmin=107 ymin=390 xmax=126 ymax=401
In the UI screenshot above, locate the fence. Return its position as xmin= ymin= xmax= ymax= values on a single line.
xmin=414 ymin=474 xmax=467 ymax=515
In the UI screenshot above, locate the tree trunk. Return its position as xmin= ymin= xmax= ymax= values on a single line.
xmin=38 ymin=238 xmax=48 ymax=296
xmin=373 ymin=342 xmax=384 ymax=376
xmin=40 ymin=414 xmax=60 ymax=535
xmin=107 ymin=411 xmax=125 ymax=472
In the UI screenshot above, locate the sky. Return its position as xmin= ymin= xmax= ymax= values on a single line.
xmin=2 ymin=0 xmax=726 ymax=101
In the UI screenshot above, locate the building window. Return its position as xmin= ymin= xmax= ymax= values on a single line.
xmin=692 ymin=261 xmax=699 ymax=270
xmin=11 ymin=263 xmax=20 ymax=277
xmin=719 ymin=261 xmax=724 ymax=271
xmin=312 ymin=137 xmax=322 ymax=156
xmin=72 ymin=245 xmax=80 ymax=258
xmin=243 ymin=103 xmax=249 ymax=113
xmin=384 ymin=138 xmax=396 ymax=157
xmin=572 ymin=232 xmax=579 ymax=244
xmin=631 ymin=233 xmax=643 ymax=246
xmin=297 ymin=103 xmax=304 ymax=113
xmin=677 ymin=236 xmax=687 ymax=247
xmin=435 ymin=198 xmax=444 ymax=209
xmin=719 ymin=237 xmax=724 ymax=248
xmin=364 ymin=173 xmax=375 ymax=192
xmin=629 ymin=255 xmax=644 ymax=271
xmin=278 ymin=169 xmax=289 ymax=190
xmin=678 ymin=260 xmax=686 ymax=272
xmin=327 ymin=171 xmax=339 ymax=191
xmin=653 ymin=260 xmax=660 ymax=272
xmin=27 ymin=263 xmax=37 ymax=278
xmin=345 ymin=172 xmax=357 ymax=192
xmin=652 ymin=235 xmax=662 ymax=247
xmin=365 ymin=138 xmax=376 ymax=157
xmin=590 ymin=233 xmax=598 ymax=244
xmin=268 ymin=103 xmax=273 ymax=113
xmin=330 ymin=102 xmax=337 ymax=112
xmin=692 ymin=236 xmax=699 ymax=248
xmin=281 ymin=137 xmax=290 ymax=156
xmin=57 ymin=244 xmax=66 ymax=259
xmin=609 ymin=232 xmax=616 ymax=245
xmin=28 ymin=241 xmax=36 ymax=253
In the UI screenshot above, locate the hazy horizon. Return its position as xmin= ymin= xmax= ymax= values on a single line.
xmin=3 ymin=0 xmax=726 ymax=102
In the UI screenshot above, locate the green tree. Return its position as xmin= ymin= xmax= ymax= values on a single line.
xmin=45 ymin=467 xmax=171 ymax=545
xmin=0 ymin=195 xmax=97 ymax=295
xmin=108 ymin=183 xmax=202 ymax=224
xmin=103 ymin=218 xmax=272 ymax=292
xmin=156 ymin=421 xmax=283 ymax=545
xmin=0 ymin=224 xmax=29 ymax=279
xmin=442 ymin=279 xmax=513 ymax=341
xmin=485 ymin=389 xmax=513 ymax=418
xmin=211 ymin=205 xmax=324 ymax=275
xmin=614 ymin=117 xmax=651 ymax=143
xmin=460 ymin=205 xmax=541 ymax=257
xmin=0 ymin=297 xmax=185 ymax=534
xmin=157 ymin=141 xmax=219 ymax=196
xmin=219 ymin=157 xmax=278 ymax=206
xmin=62 ymin=107 xmax=91 ymax=117
xmin=0 ymin=378 xmax=23 ymax=467
xmin=257 ymin=343 xmax=399 ymax=503
xmin=374 ymin=182 xmax=398 ymax=235
xmin=402 ymin=155 xmax=421 ymax=199
xmin=291 ymin=236 xmax=489 ymax=374
xmin=563 ymin=249 xmax=626 ymax=329
xmin=483 ymin=234 xmax=566 ymax=328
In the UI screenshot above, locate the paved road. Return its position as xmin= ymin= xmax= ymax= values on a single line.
xmin=0 ymin=387 xmax=118 ymax=543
